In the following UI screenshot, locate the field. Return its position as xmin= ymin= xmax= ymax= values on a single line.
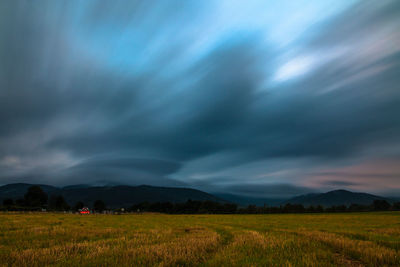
xmin=1 ymin=212 xmax=400 ymax=266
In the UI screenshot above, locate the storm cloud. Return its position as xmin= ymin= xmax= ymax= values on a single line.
xmin=1 ymin=0 xmax=400 ymax=197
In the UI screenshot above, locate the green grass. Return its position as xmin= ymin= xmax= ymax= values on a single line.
xmin=1 ymin=212 xmax=400 ymax=266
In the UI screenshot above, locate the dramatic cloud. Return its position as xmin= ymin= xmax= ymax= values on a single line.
xmin=1 ymin=0 xmax=399 ymax=196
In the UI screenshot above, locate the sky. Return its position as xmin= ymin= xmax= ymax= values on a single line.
xmin=1 ymin=0 xmax=400 ymax=198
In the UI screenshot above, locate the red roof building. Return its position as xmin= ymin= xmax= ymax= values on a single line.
xmin=79 ymin=207 xmax=90 ymax=214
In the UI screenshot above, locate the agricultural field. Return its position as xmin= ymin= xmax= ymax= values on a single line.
xmin=1 ymin=212 xmax=400 ymax=266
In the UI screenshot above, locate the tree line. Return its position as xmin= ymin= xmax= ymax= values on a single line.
xmin=1 ymin=185 xmax=400 ymax=213
xmin=0 ymin=186 xmax=106 ymax=212
xmin=128 ymin=199 xmax=400 ymax=214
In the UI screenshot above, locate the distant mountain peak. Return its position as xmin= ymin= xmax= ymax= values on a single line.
xmin=283 ymin=189 xmax=391 ymax=207
xmin=328 ymin=189 xmax=351 ymax=193
xmin=62 ymin=184 xmax=91 ymax=190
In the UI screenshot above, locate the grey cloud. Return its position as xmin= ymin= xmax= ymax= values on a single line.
xmin=55 ymin=156 xmax=185 ymax=186
xmin=69 ymin=157 xmax=181 ymax=177
xmin=46 ymin=37 xmax=264 ymax=162
xmin=0 ymin=1 xmax=399 ymax=196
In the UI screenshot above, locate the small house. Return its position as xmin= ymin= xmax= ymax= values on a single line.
xmin=79 ymin=207 xmax=90 ymax=214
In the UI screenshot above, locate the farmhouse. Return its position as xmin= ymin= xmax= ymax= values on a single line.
xmin=79 ymin=207 xmax=90 ymax=214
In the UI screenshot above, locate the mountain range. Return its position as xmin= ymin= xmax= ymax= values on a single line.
xmin=0 ymin=183 xmax=396 ymax=208
xmin=0 ymin=183 xmax=222 ymax=208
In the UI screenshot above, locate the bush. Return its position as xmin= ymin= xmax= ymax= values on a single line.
xmin=48 ymin=195 xmax=70 ymax=211
xmin=93 ymin=200 xmax=106 ymax=212
xmin=372 ymin=200 xmax=391 ymax=211
xmin=3 ymin=198 xmax=14 ymax=206
xmin=24 ymin=186 xmax=48 ymax=207
xmin=74 ymin=201 xmax=85 ymax=211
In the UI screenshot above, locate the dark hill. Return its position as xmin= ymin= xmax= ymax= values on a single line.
xmin=0 ymin=183 xmax=60 ymax=199
xmin=0 ymin=183 xmax=223 ymax=208
xmin=283 ymin=189 xmax=392 ymax=207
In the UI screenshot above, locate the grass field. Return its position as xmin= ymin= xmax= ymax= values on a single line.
xmin=1 ymin=212 xmax=400 ymax=266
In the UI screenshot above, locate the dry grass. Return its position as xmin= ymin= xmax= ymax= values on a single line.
xmin=0 ymin=212 xmax=399 ymax=266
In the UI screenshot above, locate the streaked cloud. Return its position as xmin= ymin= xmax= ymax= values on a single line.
xmin=0 ymin=0 xmax=399 ymax=197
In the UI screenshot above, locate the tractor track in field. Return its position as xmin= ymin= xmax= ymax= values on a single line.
xmin=199 ymin=223 xmax=235 ymax=264
xmin=333 ymin=252 xmax=365 ymax=267
xmin=291 ymin=230 xmax=399 ymax=267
